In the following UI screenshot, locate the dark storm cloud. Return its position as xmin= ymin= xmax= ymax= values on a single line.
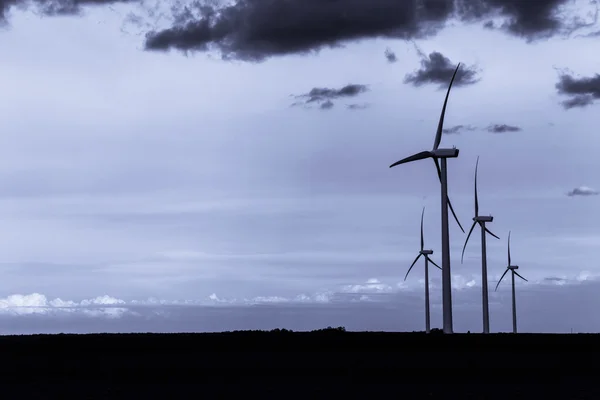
xmin=556 ymin=72 xmax=600 ymax=109
xmin=292 ymin=84 xmax=369 ymax=109
xmin=384 ymin=48 xmax=397 ymax=63
xmin=404 ymin=51 xmax=480 ymax=88
xmin=442 ymin=124 xmax=476 ymax=134
xmin=461 ymin=0 xmax=599 ymax=41
xmin=486 ymin=123 xmax=522 ymax=133
xmin=567 ymin=186 xmax=599 ymax=197
xmin=0 ymin=0 xmax=139 ymax=21
xmin=142 ymin=0 xmax=595 ymax=61
xmin=561 ymin=95 xmax=595 ymax=109
xmin=320 ymin=100 xmax=334 ymax=110
xmin=143 ymin=0 xmax=455 ymax=61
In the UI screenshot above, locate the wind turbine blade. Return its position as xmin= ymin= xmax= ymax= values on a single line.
xmin=494 ymin=268 xmax=509 ymax=292
xmin=460 ymin=221 xmax=478 ymax=264
xmin=427 ymin=256 xmax=442 ymax=270
xmin=433 ymin=158 xmax=465 ymax=233
xmin=474 ymin=156 xmax=479 ymax=217
xmin=390 ymin=151 xmax=433 ymax=168
xmin=434 ymin=157 xmax=442 ymax=181
xmin=420 ymin=207 xmax=425 ymax=251
xmin=433 ymin=63 xmax=461 ymax=150
xmin=447 ymin=196 xmax=465 ymax=233
xmin=485 ymin=227 xmax=500 ymax=240
xmin=404 ymin=254 xmax=422 ymax=281
xmin=514 ymin=271 xmax=528 ymax=282
xmin=508 ymin=230 xmax=512 ymax=266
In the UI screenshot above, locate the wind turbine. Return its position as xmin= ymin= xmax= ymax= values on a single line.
xmin=389 ymin=63 xmax=465 ymax=334
xmin=495 ymin=231 xmax=528 ymax=334
xmin=460 ymin=156 xmax=500 ymax=334
xmin=404 ymin=207 xmax=442 ymax=334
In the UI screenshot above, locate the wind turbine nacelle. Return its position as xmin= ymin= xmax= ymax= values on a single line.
xmin=431 ymin=148 xmax=459 ymax=158
xmin=475 ymin=216 xmax=494 ymax=222
xmin=420 ymin=249 xmax=434 ymax=255
xmin=508 ymin=265 xmax=519 ymax=270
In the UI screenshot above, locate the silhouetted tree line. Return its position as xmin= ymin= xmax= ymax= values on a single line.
xmin=220 ymin=327 xmax=347 ymax=334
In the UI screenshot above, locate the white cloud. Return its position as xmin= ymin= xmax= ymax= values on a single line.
xmin=453 ymin=275 xmax=477 ymax=290
xmin=80 ymin=308 xmax=130 ymax=318
xmin=313 ymin=292 xmax=333 ymax=303
xmin=80 ymin=295 xmax=126 ymax=306
xmin=294 ymin=294 xmax=312 ymax=302
xmin=0 ymin=293 xmax=128 ymax=317
xmin=0 ymin=293 xmax=54 ymax=314
xmin=208 ymin=293 xmax=229 ymax=304
xmin=341 ymin=278 xmax=394 ymax=294
xmin=577 ymin=271 xmax=594 ymax=282
xmin=423 ymin=275 xmax=478 ymax=291
xmin=205 ymin=291 xmax=333 ymax=305
xmin=246 ymin=296 xmax=289 ymax=304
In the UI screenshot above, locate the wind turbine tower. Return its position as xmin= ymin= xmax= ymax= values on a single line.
xmin=404 ymin=207 xmax=442 ymax=333
xmin=495 ymin=231 xmax=528 ymax=334
xmin=389 ymin=63 xmax=465 ymax=334
xmin=460 ymin=156 xmax=500 ymax=334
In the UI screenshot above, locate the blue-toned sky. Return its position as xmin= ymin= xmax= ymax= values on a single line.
xmin=0 ymin=0 xmax=598 ymax=334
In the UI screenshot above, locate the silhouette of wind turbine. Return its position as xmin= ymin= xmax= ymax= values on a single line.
xmin=404 ymin=207 xmax=442 ymax=334
xmin=460 ymin=156 xmax=500 ymax=334
xmin=389 ymin=63 xmax=465 ymax=334
xmin=495 ymin=231 xmax=528 ymax=334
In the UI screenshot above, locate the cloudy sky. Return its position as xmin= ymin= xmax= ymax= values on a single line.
xmin=0 ymin=0 xmax=599 ymax=334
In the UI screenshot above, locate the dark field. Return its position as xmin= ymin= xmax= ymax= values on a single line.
xmin=3 ymin=328 xmax=598 ymax=399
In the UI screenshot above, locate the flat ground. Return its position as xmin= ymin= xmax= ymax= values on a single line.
xmin=1 ymin=328 xmax=597 ymax=399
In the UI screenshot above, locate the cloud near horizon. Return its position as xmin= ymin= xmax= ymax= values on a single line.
xmin=0 ymin=272 xmax=599 ymax=334
xmin=0 ymin=293 xmax=129 ymax=317
xmin=1 ymin=271 xmax=594 ymax=315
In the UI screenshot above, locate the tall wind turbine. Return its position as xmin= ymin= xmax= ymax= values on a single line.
xmin=404 ymin=207 xmax=442 ymax=334
xmin=495 ymin=231 xmax=528 ymax=334
xmin=460 ymin=156 xmax=500 ymax=334
xmin=389 ymin=63 xmax=465 ymax=334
